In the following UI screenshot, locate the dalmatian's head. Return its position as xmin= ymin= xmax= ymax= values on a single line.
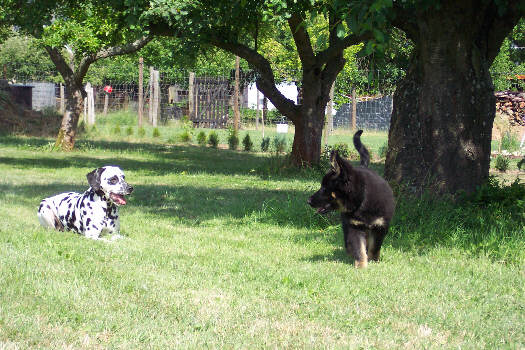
xmin=86 ymin=166 xmax=133 ymax=205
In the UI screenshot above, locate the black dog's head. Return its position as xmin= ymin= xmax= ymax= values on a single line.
xmin=87 ymin=166 xmax=133 ymax=206
xmin=308 ymin=151 xmax=354 ymax=214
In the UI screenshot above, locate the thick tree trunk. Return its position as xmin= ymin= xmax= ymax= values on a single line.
xmin=55 ymin=87 xmax=85 ymax=151
xmin=386 ymin=12 xmax=495 ymax=194
xmin=291 ymin=101 xmax=325 ymax=165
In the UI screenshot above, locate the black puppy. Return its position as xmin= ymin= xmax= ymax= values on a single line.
xmin=308 ymin=131 xmax=395 ymax=268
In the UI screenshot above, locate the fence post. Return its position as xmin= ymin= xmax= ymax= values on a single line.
xmin=138 ymin=57 xmax=144 ymax=128
xmin=152 ymin=70 xmax=159 ymax=127
xmin=60 ymin=84 xmax=65 ymax=115
xmin=352 ymin=88 xmax=357 ymax=130
xmin=188 ymin=72 xmax=195 ymax=120
xmin=85 ymin=82 xmax=95 ymax=125
xmin=256 ymin=89 xmax=260 ymax=130
xmin=323 ymin=81 xmax=335 ymax=146
xmin=148 ymin=66 xmax=154 ymax=124
xmin=234 ymin=56 xmax=240 ymax=132
xmin=262 ymin=96 xmax=267 ymax=138
xmin=103 ymin=92 xmax=109 ymax=115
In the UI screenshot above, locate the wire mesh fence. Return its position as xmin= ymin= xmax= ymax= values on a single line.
xmin=4 ymin=64 xmax=524 ymax=131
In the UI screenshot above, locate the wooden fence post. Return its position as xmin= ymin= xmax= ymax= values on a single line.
xmin=352 ymin=88 xmax=357 ymax=130
xmin=103 ymin=93 xmax=109 ymax=115
xmin=188 ymin=72 xmax=195 ymax=120
xmin=138 ymin=57 xmax=144 ymax=127
xmin=152 ymin=70 xmax=159 ymax=127
xmin=60 ymin=84 xmax=65 ymax=115
xmin=256 ymin=89 xmax=260 ymax=130
xmin=234 ymin=56 xmax=240 ymax=132
xmin=85 ymin=82 xmax=95 ymax=125
xmin=323 ymin=81 xmax=335 ymax=146
xmin=148 ymin=66 xmax=154 ymax=124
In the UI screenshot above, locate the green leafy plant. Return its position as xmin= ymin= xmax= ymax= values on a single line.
xmin=138 ymin=127 xmax=146 ymax=137
xmin=112 ymin=125 xmax=121 ymax=135
xmin=261 ymin=137 xmax=270 ymax=152
xmin=179 ymin=130 xmax=192 ymax=142
xmin=152 ymin=128 xmax=160 ymax=138
xmin=500 ymin=131 xmax=519 ymax=152
xmin=378 ymin=142 xmax=388 ymax=159
xmin=272 ymin=135 xmax=287 ymax=154
xmin=208 ymin=131 xmax=219 ymax=148
xmin=197 ymin=131 xmax=207 ymax=146
xmin=494 ymin=155 xmax=510 ymax=172
xmin=242 ymin=133 xmax=253 ymax=152
xmin=126 ymin=126 xmax=133 ymax=136
xmin=227 ymin=127 xmax=239 ymax=150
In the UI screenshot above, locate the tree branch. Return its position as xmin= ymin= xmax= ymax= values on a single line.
xmin=209 ymin=35 xmax=300 ymax=121
xmin=287 ymin=12 xmax=316 ymax=68
xmin=77 ymin=36 xmax=152 ymax=83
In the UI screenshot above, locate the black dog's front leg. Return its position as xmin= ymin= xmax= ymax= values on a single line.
xmin=342 ymin=217 xmax=368 ymax=268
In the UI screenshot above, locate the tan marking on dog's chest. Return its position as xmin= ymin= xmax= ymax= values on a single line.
xmin=371 ymin=217 xmax=386 ymax=227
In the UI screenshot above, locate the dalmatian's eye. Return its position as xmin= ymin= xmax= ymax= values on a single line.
xmin=108 ymin=176 xmax=119 ymax=185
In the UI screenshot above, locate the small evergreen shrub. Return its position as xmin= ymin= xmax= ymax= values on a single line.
xmin=378 ymin=142 xmax=388 ymax=159
xmin=494 ymin=155 xmax=509 ymax=172
xmin=126 ymin=126 xmax=133 ymax=136
xmin=197 ymin=131 xmax=207 ymax=146
xmin=208 ymin=131 xmax=219 ymax=148
xmin=500 ymin=131 xmax=519 ymax=152
xmin=179 ymin=130 xmax=192 ymax=142
xmin=112 ymin=125 xmax=121 ymax=135
xmin=152 ymin=128 xmax=160 ymax=138
xmin=242 ymin=133 xmax=253 ymax=151
xmin=227 ymin=128 xmax=239 ymax=150
xmin=272 ymin=136 xmax=287 ymax=154
xmin=138 ymin=127 xmax=146 ymax=137
xmin=261 ymin=137 xmax=270 ymax=152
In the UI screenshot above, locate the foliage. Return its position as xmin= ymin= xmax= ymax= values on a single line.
xmin=138 ymin=127 xmax=146 ymax=137
xmin=152 ymin=127 xmax=160 ymax=138
xmin=196 ymin=131 xmax=207 ymax=146
xmin=227 ymin=127 xmax=239 ymax=150
xmin=0 ymin=32 xmax=59 ymax=82
xmin=242 ymin=133 xmax=253 ymax=152
xmin=500 ymin=131 xmax=520 ymax=152
xmin=261 ymin=137 xmax=270 ymax=152
xmin=112 ymin=125 xmax=121 ymax=135
xmin=272 ymin=135 xmax=287 ymax=154
xmin=494 ymin=155 xmax=510 ymax=172
xmin=126 ymin=126 xmax=133 ymax=136
xmin=378 ymin=142 xmax=388 ymax=159
xmin=208 ymin=131 xmax=219 ymax=148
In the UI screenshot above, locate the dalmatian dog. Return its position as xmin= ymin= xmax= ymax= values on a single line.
xmin=37 ymin=166 xmax=133 ymax=241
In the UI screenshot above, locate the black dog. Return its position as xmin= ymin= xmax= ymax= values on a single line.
xmin=308 ymin=130 xmax=395 ymax=268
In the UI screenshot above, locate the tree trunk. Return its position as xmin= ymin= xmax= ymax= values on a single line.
xmin=55 ymin=86 xmax=85 ymax=151
xmin=291 ymin=96 xmax=326 ymax=165
xmin=386 ymin=11 xmax=496 ymax=194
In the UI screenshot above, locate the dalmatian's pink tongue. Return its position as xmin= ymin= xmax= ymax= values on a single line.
xmin=110 ymin=193 xmax=127 ymax=205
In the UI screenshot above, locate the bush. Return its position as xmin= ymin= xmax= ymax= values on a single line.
xmin=126 ymin=126 xmax=133 ymax=136
xmin=138 ymin=127 xmax=146 ymax=137
xmin=261 ymin=137 xmax=270 ymax=152
xmin=494 ymin=155 xmax=510 ymax=172
xmin=112 ymin=125 xmax=121 ymax=135
xmin=208 ymin=131 xmax=219 ymax=148
xmin=500 ymin=131 xmax=519 ymax=152
xmin=242 ymin=133 xmax=253 ymax=151
xmin=272 ymin=135 xmax=287 ymax=154
xmin=179 ymin=130 xmax=192 ymax=143
xmin=152 ymin=128 xmax=160 ymax=138
xmin=378 ymin=142 xmax=388 ymax=159
xmin=197 ymin=131 xmax=207 ymax=146
xmin=227 ymin=128 xmax=239 ymax=150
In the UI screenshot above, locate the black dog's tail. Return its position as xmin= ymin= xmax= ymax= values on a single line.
xmin=353 ymin=130 xmax=370 ymax=168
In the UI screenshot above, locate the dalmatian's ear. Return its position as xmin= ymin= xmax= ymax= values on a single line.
xmin=86 ymin=167 xmax=105 ymax=191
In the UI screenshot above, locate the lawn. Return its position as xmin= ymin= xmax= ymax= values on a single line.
xmin=0 ymin=113 xmax=524 ymax=349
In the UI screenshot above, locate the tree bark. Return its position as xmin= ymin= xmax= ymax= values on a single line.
xmin=55 ymin=86 xmax=84 ymax=151
xmin=386 ymin=1 xmax=523 ymax=194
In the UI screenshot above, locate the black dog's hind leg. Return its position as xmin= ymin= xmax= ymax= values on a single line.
xmin=342 ymin=219 xmax=368 ymax=268
xmin=367 ymin=226 xmax=388 ymax=262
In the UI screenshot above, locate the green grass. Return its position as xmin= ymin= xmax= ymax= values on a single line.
xmin=0 ymin=113 xmax=524 ymax=348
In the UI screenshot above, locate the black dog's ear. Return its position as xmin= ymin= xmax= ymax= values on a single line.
xmin=330 ymin=150 xmax=341 ymax=177
xmin=86 ymin=168 xmax=104 ymax=191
